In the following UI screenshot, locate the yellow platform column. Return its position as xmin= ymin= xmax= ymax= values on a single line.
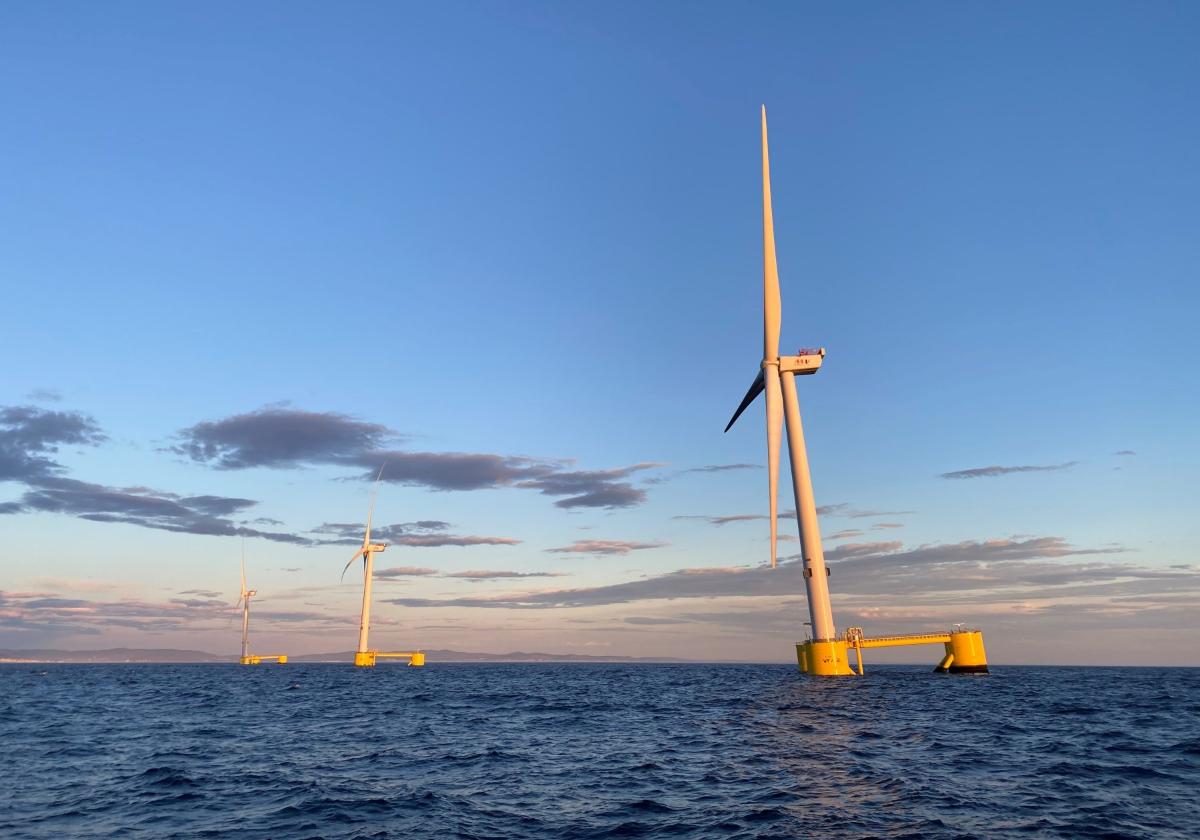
xmin=408 ymin=652 xmax=425 ymax=667
xmin=354 ymin=651 xmax=376 ymax=667
xmin=277 ymin=655 xmax=288 ymax=664
xmin=944 ymin=630 xmax=988 ymax=674
xmin=795 ymin=640 xmax=855 ymax=676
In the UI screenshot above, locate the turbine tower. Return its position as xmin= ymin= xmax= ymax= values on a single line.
xmin=343 ymin=468 xmax=388 ymax=666
xmin=236 ymin=547 xmax=257 ymax=662
xmin=725 ymin=105 xmax=835 ymax=642
xmin=236 ymin=547 xmax=286 ymax=665
xmin=725 ymin=107 xmax=988 ymax=676
xmin=341 ymin=467 xmax=425 ymax=668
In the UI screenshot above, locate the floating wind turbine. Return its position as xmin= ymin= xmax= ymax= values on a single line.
xmin=724 ymin=105 xmax=834 ymax=642
xmin=343 ymin=466 xmax=388 ymax=664
xmin=724 ymin=107 xmax=989 ymax=676
xmin=236 ymin=545 xmax=257 ymax=662
xmin=341 ymin=467 xmax=425 ymax=668
xmin=236 ymin=546 xmax=286 ymax=665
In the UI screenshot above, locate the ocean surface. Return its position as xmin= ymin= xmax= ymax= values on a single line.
xmin=1 ymin=664 xmax=1197 ymax=839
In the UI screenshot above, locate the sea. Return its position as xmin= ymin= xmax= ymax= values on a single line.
xmin=1 ymin=663 xmax=1197 ymax=839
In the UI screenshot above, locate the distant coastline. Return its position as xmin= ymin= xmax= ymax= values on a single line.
xmin=0 ymin=647 xmax=697 ymax=664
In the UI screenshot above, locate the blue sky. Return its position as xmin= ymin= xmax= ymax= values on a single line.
xmin=1 ymin=2 xmax=1197 ymax=663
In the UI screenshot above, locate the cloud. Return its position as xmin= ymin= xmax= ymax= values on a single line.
xmin=673 ymin=514 xmax=767 ymax=527
xmin=25 ymin=389 xmax=62 ymax=403
xmin=623 ymin=616 xmax=690 ymax=625
xmin=0 ymin=404 xmax=318 ymax=545
xmin=845 ymin=509 xmax=915 ymax=519
xmin=445 ymin=570 xmax=566 ymax=581
xmin=311 ymin=521 xmax=520 ymax=548
xmin=675 ymin=505 xmax=913 ymax=527
xmin=827 ymin=530 xmax=865 ymax=540
xmin=940 ymin=462 xmax=1078 ymax=480
xmin=9 ymin=477 xmax=308 ymax=544
xmin=355 ymin=449 xmax=562 ymax=491
xmin=682 ymin=464 xmax=761 ymax=474
xmin=178 ymin=589 xmax=223 ymax=599
xmin=515 ymin=463 xmax=662 ymax=509
xmin=811 ymin=504 xmax=916 ymax=519
xmin=0 ymin=405 xmax=106 ymax=482
xmin=0 ymin=588 xmax=344 ymax=635
xmin=174 ymin=407 xmax=658 ymax=509
xmin=1115 ymin=450 xmax=1136 ymax=456
xmin=170 ymin=597 xmax=227 ymax=608
xmin=375 ymin=567 xmax=440 ymax=578
xmin=387 ymin=534 xmax=521 ymax=548
xmin=545 ymin=540 xmax=668 ymax=556
xmin=364 ymin=567 xmax=570 ymax=582
xmin=871 ymin=523 xmax=904 ymax=530
xmin=171 ymin=408 xmax=392 ymax=469
xmin=384 ymin=535 xmax=1191 ymax=612
xmin=646 ymin=463 xmax=760 ymax=484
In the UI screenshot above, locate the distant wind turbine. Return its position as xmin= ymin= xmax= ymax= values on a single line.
xmin=341 ymin=466 xmax=425 ymax=668
xmin=236 ymin=544 xmax=286 ymax=665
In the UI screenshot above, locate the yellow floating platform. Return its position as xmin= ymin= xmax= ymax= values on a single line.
xmin=797 ymin=629 xmax=988 ymax=676
xmin=240 ymin=654 xmax=288 ymax=665
xmin=354 ymin=651 xmax=425 ymax=667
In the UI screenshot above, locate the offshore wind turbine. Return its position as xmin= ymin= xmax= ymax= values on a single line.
xmin=724 ymin=107 xmax=988 ymax=676
xmin=725 ymin=105 xmax=835 ymax=643
xmin=235 ymin=546 xmax=286 ymax=665
xmin=236 ymin=546 xmax=256 ymax=662
xmin=341 ymin=467 xmax=425 ymax=668
xmin=342 ymin=467 xmax=388 ymax=665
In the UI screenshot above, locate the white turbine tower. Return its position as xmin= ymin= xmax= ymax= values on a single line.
xmin=725 ymin=106 xmax=836 ymax=644
xmin=342 ymin=467 xmax=388 ymax=666
xmin=236 ymin=546 xmax=286 ymax=665
xmin=236 ymin=546 xmax=257 ymax=663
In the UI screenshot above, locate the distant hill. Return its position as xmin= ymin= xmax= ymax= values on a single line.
xmin=290 ymin=649 xmax=690 ymax=663
xmin=0 ymin=648 xmax=229 ymax=663
xmin=0 ymin=647 xmax=692 ymax=664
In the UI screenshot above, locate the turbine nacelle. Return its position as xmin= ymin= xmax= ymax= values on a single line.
xmin=724 ymin=351 xmax=824 ymax=434
xmin=780 ymin=349 xmax=824 ymax=374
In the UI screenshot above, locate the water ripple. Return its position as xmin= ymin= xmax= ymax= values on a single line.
xmin=1 ymin=664 xmax=1197 ymax=838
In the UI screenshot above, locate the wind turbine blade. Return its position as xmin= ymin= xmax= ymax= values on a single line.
xmin=725 ymin=369 xmax=766 ymax=433
xmin=342 ymin=549 xmax=365 ymax=582
xmin=364 ymin=463 xmax=385 ymax=548
xmin=230 ymin=595 xmax=243 ymax=622
xmin=762 ymin=105 xmax=781 ymax=364
xmin=765 ymin=365 xmax=783 ymax=568
xmin=240 ymin=543 xmax=247 ymax=597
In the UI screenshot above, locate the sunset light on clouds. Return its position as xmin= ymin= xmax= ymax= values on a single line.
xmin=2 ymin=3 xmax=1197 ymax=665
